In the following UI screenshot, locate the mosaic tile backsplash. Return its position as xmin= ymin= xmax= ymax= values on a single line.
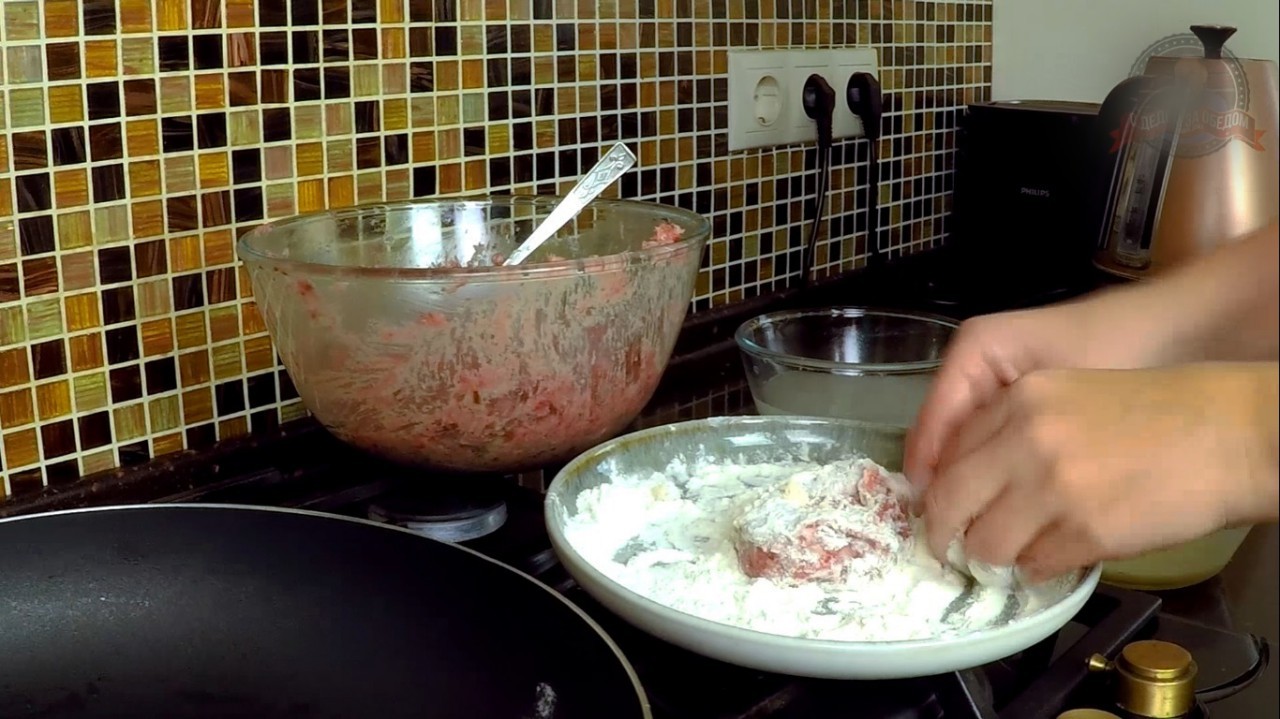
xmin=0 ymin=0 xmax=992 ymax=494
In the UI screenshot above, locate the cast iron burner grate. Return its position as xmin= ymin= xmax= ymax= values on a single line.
xmin=366 ymin=476 xmax=510 ymax=542
xmin=155 ymin=443 xmax=1270 ymax=719
xmin=551 ymin=575 xmax=1165 ymax=719
xmin=556 ymin=572 xmax=1266 ymax=719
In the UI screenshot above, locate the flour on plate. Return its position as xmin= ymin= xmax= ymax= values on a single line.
xmin=562 ymin=456 xmax=1072 ymax=642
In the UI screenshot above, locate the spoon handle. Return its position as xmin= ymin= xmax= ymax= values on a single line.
xmin=503 ymin=142 xmax=637 ymax=266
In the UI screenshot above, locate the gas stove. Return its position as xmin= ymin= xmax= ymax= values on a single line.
xmin=7 ymin=252 xmax=1268 ymax=717
xmin=141 ymin=244 xmax=1263 ymax=717
xmin=151 ymin=421 xmax=1270 ymax=719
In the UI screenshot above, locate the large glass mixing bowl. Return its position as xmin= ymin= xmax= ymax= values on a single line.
xmin=238 ymin=196 xmax=710 ymax=474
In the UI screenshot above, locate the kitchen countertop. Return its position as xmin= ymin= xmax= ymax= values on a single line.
xmin=1 ymin=249 xmax=1274 ymax=714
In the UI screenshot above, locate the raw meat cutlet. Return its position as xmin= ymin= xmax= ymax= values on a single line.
xmin=732 ymin=461 xmax=913 ymax=584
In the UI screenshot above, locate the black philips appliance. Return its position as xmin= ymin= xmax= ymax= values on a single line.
xmin=937 ymin=100 xmax=1108 ymax=309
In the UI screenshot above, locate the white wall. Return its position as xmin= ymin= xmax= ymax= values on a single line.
xmin=992 ymin=0 xmax=1280 ymax=103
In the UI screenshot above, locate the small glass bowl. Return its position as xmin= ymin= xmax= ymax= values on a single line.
xmin=735 ymin=307 xmax=960 ymax=428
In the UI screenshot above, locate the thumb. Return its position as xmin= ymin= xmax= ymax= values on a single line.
xmin=903 ymin=361 xmax=995 ymax=489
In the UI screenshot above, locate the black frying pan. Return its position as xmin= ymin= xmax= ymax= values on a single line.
xmin=0 ymin=505 xmax=648 ymax=718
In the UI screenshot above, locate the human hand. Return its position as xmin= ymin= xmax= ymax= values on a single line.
xmin=905 ymin=303 xmax=1124 ymax=490
xmin=920 ymin=364 xmax=1278 ymax=582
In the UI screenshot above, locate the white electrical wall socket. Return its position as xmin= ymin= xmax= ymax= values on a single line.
xmin=727 ymin=48 xmax=880 ymax=152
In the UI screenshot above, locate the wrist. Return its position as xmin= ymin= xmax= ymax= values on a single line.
xmin=1052 ymin=284 xmax=1181 ymax=369
xmin=1253 ymin=364 xmax=1279 ymax=522
xmin=1077 ymin=224 xmax=1279 ymax=367
xmin=1214 ymin=362 xmax=1279 ymax=525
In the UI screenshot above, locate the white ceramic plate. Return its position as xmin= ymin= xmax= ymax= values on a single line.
xmin=545 ymin=415 xmax=1101 ymax=680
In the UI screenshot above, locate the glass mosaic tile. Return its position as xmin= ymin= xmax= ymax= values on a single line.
xmin=1 ymin=0 xmax=992 ymax=492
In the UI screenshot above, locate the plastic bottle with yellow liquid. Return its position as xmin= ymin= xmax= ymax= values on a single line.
xmin=1101 ymin=525 xmax=1253 ymax=590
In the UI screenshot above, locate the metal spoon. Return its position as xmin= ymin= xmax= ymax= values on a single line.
xmin=503 ymin=142 xmax=637 ymax=266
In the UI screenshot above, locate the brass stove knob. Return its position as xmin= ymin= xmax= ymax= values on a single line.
xmin=1086 ymin=639 xmax=1198 ymax=718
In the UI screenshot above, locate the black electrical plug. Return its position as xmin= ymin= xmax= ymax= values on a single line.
xmin=846 ymin=72 xmax=883 ymax=142
xmin=799 ymin=74 xmax=837 ymax=288
xmin=802 ymin=74 xmax=837 ymax=149
xmin=846 ymin=72 xmax=885 ymax=265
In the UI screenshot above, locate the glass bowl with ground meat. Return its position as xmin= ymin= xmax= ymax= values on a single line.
xmin=237 ymin=196 xmax=710 ymax=474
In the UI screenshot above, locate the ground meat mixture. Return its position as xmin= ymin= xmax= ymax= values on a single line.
xmin=733 ymin=460 xmax=913 ymax=584
xmin=252 ymin=220 xmax=701 ymax=473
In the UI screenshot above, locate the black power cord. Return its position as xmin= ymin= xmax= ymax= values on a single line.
xmin=846 ymin=72 xmax=884 ymax=266
xmin=800 ymin=74 xmax=836 ymax=288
